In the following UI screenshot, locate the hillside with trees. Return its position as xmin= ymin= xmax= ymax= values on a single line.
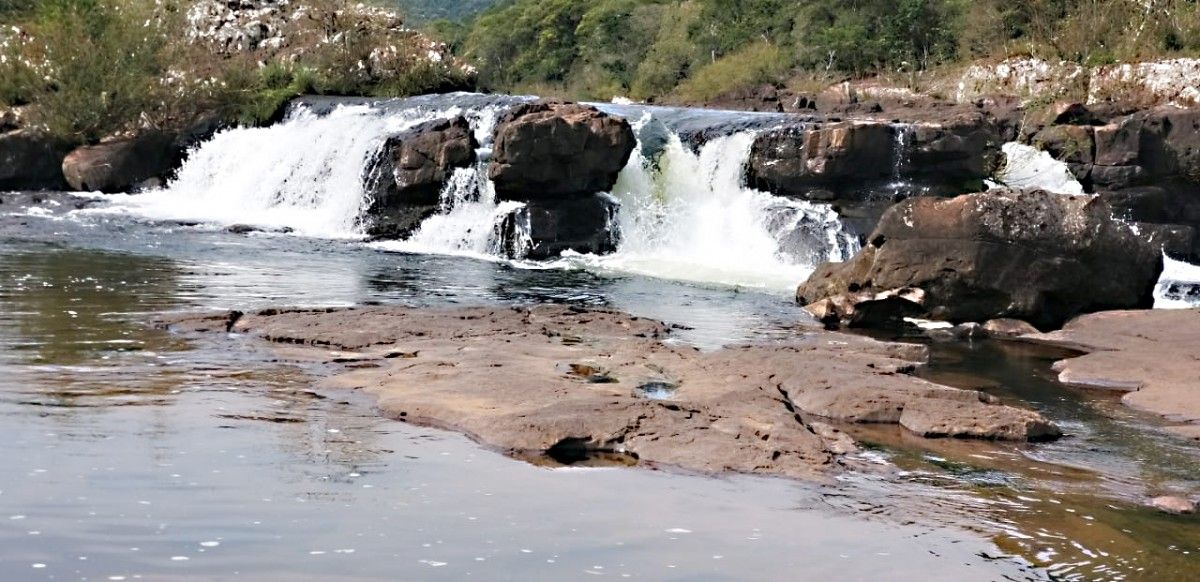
xmin=455 ymin=0 xmax=1200 ymax=102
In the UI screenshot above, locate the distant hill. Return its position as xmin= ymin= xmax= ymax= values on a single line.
xmin=392 ymin=0 xmax=497 ymax=23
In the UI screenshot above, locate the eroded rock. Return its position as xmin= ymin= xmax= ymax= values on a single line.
xmin=161 ymin=305 xmax=1061 ymax=481
xmin=365 ymin=116 xmax=477 ymax=239
xmin=488 ymin=102 xmax=636 ymax=200
xmin=797 ymin=189 xmax=1162 ymax=330
xmin=1025 ymin=309 xmax=1200 ymax=438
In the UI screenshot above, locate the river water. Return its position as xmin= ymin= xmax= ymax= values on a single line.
xmin=1 ymin=93 xmax=1199 ymax=580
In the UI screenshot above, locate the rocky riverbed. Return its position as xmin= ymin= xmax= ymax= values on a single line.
xmin=160 ymin=304 xmax=1062 ymax=481
xmin=1025 ymin=309 xmax=1200 ymax=441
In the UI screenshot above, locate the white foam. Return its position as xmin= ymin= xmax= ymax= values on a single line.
xmin=994 ymin=142 xmax=1085 ymax=195
xmin=552 ymin=131 xmax=856 ymax=292
xmin=89 ymin=105 xmax=450 ymax=238
xmin=1155 ymin=253 xmax=1200 ymax=309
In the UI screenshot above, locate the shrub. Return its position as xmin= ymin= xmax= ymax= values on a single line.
xmin=673 ymin=42 xmax=791 ymax=103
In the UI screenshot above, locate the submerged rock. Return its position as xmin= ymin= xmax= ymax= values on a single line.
xmin=797 ymin=189 xmax=1162 ymax=330
xmin=488 ymin=102 xmax=636 ymax=201
xmin=1150 ymin=495 xmax=1196 ymax=515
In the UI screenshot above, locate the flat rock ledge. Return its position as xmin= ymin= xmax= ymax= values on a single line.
xmin=162 ymin=305 xmax=1061 ymax=480
xmin=1025 ymin=309 xmax=1200 ymax=440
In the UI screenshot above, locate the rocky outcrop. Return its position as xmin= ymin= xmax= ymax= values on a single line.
xmin=797 ymin=189 xmax=1162 ymax=330
xmin=163 ymin=304 xmax=1061 ymax=483
xmin=1028 ymin=106 xmax=1200 ymax=259
xmin=499 ymin=195 xmax=620 ymax=260
xmin=0 ymin=130 xmax=68 ymax=191
xmin=365 ymin=117 xmax=477 ymax=239
xmin=747 ymin=114 xmax=1002 ymax=205
xmin=1024 ymin=309 xmax=1200 ymax=441
xmin=488 ymin=102 xmax=636 ymax=201
xmin=62 ymin=131 xmax=178 ymax=192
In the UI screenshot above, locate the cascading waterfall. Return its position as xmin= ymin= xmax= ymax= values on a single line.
xmin=92 ymin=96 xmax=859 ymax=292
xmin=100 ymin=105 xmax=448 ymax=237
xmin=557 ymin=127 xmax=857 ymax=290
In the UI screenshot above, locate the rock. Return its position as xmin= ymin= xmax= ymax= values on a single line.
xmin=364 ymin=116 xmax=478 ymax=240
xmin=498 ymin=195 xmax=620 ymax=260
xmin=747 ymin=115 xmax=1000 ymax=206
xmin=1150 ymin=495 xmax=1196 ymax=515
xmin=161 ymin=304 xmax=1060 ymax=484
xmin=899 ymin=397 xmax=1062 ymax=441
xmin=0 ymin=130 xmax=69 ymax=191
xmin=797 ymin=189 xmax=1162 ymax=330
xmin=704 ymin=83 xmax=785 ymax=113
xmin=488 ymin=102 xmax=636 ymax=201
xmin=982 ymin=319 xmax=1040 ymax=339
xmin=1046 ymin=102 xmax=1098 ymax=125
xmin=803 ymin=287 xmax=926 ymax=329
xmin=59 ymin=121 xmax=224 ymax=194
xmin=370 ymin=116 xmax=477 ymax=208
xmin=1049 ymin=108 xmax=1200 ymax=244
xmin=1024 ymin=309 xmax=1200 ymax=436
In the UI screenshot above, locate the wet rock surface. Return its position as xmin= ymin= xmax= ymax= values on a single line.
xmin=365 ymin=116 xmax=477 ymax=239
xmin=1025 ymin=309 xmax=1200 ymax=438
xmin=1027 ymin=106 xmax=1200 ymax=260
xmin=162 ymin=305 xmax=1060 ymax=480
xmin=489 ymin=102 xmax=636 ymax=200
xmin=797 ymin=189 xmax=1162 ymax=330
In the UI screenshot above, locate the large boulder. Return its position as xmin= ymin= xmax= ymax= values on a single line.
xmin=365 ymin=116 xmax=478 ymax=239
xmin=797 ymin=189 xmax=1162 ymax=330
xmin=488 ymin=102 xmax=636 ymax=201
xmin=62 ymin=132 xmax=179 ymax=193
xmin=0 ymin=130 xmax=69 ymax=191
xmin=61 ymin=120 xmax=222 ymax=193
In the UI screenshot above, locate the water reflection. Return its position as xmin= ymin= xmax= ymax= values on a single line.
xmin=0 ymin=235 xmax=1027 ymax=581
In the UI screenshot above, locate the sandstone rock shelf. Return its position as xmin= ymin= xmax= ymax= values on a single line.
xmin=161 ymin=304 xmax=1062 ymax=482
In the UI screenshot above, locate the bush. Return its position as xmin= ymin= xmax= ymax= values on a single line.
xmin=673 ymin=42 xmax=791 ymax=102
xmin=24 ymin=0 xmax=170 ymax=142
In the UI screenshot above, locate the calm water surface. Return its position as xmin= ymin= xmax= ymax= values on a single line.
xmin=1 ymin=194 xmax=1197 ymax=580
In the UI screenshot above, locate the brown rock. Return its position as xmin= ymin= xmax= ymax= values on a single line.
xmin=365 ymin=116 xmax=478 ymax=240
xmin=1025 ymin=309 xmax=1200 ymax=430
xmin=488 ymin=102 xmax=636 ymax=201
xmin=796 ymin=189 xmax=1162 ymax=330
xmin=62 ymin=131 xmax=178 ymax=193
xmin=899 ymin=397 xmax=1062 ymax=441
xmin=162 ymin=304 xmax=1060 ymax=482
xmin=983 ymin=319 xmax=1040 ymax=338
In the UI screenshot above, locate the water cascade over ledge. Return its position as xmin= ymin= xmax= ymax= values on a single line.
xmin=99 ymin=94 xmax=859 ymax=292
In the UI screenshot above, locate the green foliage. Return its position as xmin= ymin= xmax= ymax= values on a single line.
xmin=24 ymin=0 xmax=170 ymax=142
xmin=452 ymin=0 xmax=1200 ymax=101
xmin=673 ymin=42 xmax=791 ymax=102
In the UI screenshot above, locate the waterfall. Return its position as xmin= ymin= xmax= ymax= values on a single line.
xmin=90 ymin=95 xmax=858 ymax=292
xmin=555 ymin=129 xmax=857 ymax=290
xmin=100 ymin=105 xmax=447 ymax=237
